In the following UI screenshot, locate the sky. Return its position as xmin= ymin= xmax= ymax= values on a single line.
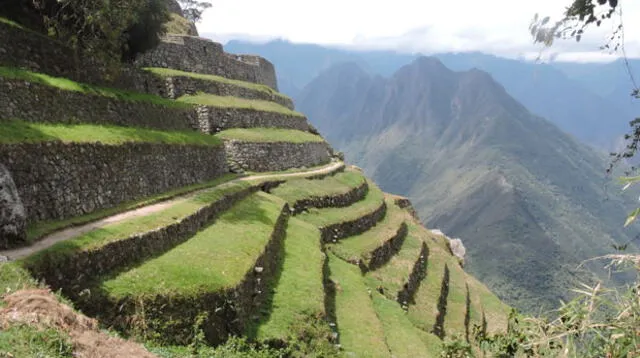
xmin=198 ymin=0 xmax=640 ymax=63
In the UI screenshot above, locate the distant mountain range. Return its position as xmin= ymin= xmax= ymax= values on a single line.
xmin=224 ymin=39 xmax=639 ymax=151
xmin=294 ymin=57 xmax=639 ymax=312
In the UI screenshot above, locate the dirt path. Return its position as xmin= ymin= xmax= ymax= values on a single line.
xmin=0 ymin=161 xmax=344 ymax=261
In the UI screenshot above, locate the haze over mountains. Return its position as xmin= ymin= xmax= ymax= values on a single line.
xmin=225 ymin=39 xmax=638 ymax=151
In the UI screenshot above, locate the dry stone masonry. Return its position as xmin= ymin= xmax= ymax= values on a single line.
xmin=0 ymin=142 xmax=227 ymax=224
xmin=224 ymin=141 xmax=333 ymax=172
xmin=0 ymin=164 xmax=26 ymax=249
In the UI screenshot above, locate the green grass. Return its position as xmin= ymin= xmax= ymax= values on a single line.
xmin=102 ymin=192 xmax=285 ymax=297
xmin=145 ymin=68 xmax=291 ymax=101
xmin=0 ymin=119 xmax=222 ymax=146
xmin=466 ymin=275 xmax=510 ymax=335
xmin=0 ymin=16 xmax=24 ymax=29
xmin=0 ymin=323 xmax=74 ymax=357
xmin=365 ymin=233 xmax=425 ymax=301
xmin=328 ymin=198 xmax=405 ymax=265
xmin=26 ymin=174 xmax=239 ymax=242
xmin=269 ymin=168 xmax=366 ymax=206
xmin=298 ymin=180 xmax=385 ymax=227
xmin=177 ymin=93 xmax=303 ymax=116
xmin=255 ymin=217 xmax=326 ymax=341
xmin=0 ymin=263 xmax=38 ymax=296
xmin=444 ymin=256 xmax=471 ymax=338
xmin=215 ymin=128 xmax=325 ymax=144
xmin=0 ymin=66 xmax=191 ymax=108
xmin=327 ymin=253 xmax=389 ymax=358
xmin=21 ymin=181 xmax=252 ymax=268
xmin=243 ymin=162 xmax=343 ymax=178
xmin=369 ymin=291 xmax=443 ymax=358
xmin=164 ymin=13 xmax=195 ymax=35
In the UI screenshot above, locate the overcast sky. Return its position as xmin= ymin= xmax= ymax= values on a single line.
xmin=198 ymin=0 xmax=640 ymax=63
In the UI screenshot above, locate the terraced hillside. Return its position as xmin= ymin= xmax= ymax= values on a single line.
xmin=0 ymin=8 xmax=509 ymax=357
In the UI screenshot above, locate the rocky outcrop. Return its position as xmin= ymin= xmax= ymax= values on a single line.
xmin=0 ymin=164 xmax=26 ymax=249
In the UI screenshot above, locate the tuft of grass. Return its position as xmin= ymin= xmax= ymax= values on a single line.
xmin=254 ymin=217 xmax=326 ymax=341
xmin=364 ymin=232 xmax=425 ymax=301
xmin=0 ymin=17 xmax=24 ymax=29
xmin=26 ymin=174 xmax=238 ymax=243
xmin=0 ymin=66 xmax=191 ymax=108
xmin=215 ymin=128 xmax=325 ymax=144
xmin=0 ymin=119 xmax=222 ymax=146
xmin=298 ymin=180 xmax=385 ymax=227
xmin=269 ymin=168 xmax=365 ymax=207
xmin=102 ymin=192 xmax=285 ymax=297
xmin=327 ymin=253 xmax=390 ymax=358
xmin=21 ymin=181 xmax=252 ymax=267
xmin=0 ymin=263 xmax=38 ymax=296
xmin=328 ymin=198 xmax=406 ymax=265
xmin=177 ymin=93 xmax=303 ymax=117
xmin=145 ymin=68 xmax=291 ymax=101
xmin=0 ymin=323 xmax=74 ymax=357
xmin=369 ymin=290 xmax=443 ymax=357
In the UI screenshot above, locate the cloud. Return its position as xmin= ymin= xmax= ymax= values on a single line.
xmin=197 ymin=0 xmax=640 ymax=62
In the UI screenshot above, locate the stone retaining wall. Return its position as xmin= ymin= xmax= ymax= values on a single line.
xmin=364 ymin=222 xmax=408 ymax=273
xmin=144 ymin=74 xmax=294 ymax=109
xmin=397 ymin=242 xmax=428 ymax=307
xmin=1 ymin=142 xmax=227 ymax=224
xmin=0 ymin=79 xmax=197 ymax=131
xmin=101 ymin=203 xmax=290 ymax=346
xmin=291 ymin=181 xmax=368 ymax=215
xmin=394 ymin=196 xmax=421 ymax=222
xmin=320 ymin=201 xmax=387 ymax=243
xmin=224 ymin=141 xmax=332 ymax=172
xmin=136 ymin=35 xmax=278 ymax=90
xmin=196 ymin=106 xmax=309 ymax=134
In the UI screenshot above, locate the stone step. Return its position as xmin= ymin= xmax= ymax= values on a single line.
xmin=298 ymin=181 xmax=387 ymax=243
xmin=269 ymin=167 xmax=368 ymax=214
xmin=96 ymin=192 xmax=289 ymax=345
xmin=327 ymin=253 xmax=390 ymax=358
xmin=329 ymin=198 xmax=408 ymax=273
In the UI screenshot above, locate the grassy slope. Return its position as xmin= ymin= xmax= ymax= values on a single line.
xmin=145 ymin=67 xmax=291 ymax=100
xmin=102 ymin=192 xmax=284 ymax=297
xmin=328 ymin=254 xmax=389 ymax=358
xmin=0 ymin=66 xmax=189 ymax=108
xmin=444 ymin=256 xmax=471 ymax=339
xmin=297 ymin=180 xmax=384 ymax=227
xmin=328 ymin=198 xmax=405 ymax=264
xmin=254 ymin=217 xmax=326 ymax=341
xmin=365 ymin=233 xmax=424 ymax=301
xmin=466 ymin=274 xmax=511 ymax=334
xmin=215 ymin=128 xmax=325 ymax=143
xmin=369 ymin=292 xmax=442 ymax=357
xmin=0 ymin=119 xmax=222 ymax=146
xmin=21 ymin=181 xmax=251 ymax=267
xmin=177 ymin=93 xmax=303 ymax=117
xmin=0 ymin=324 xmax=73 ymax=357
xmin=269 ymin=168 xmax=366 ymax=206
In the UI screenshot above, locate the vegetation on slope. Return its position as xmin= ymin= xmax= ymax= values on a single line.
xmin=269 ymin=168 xmax=366 ymax=206
xmin=0 ymin=119 xmax=222 ymax=146
xmin=177 ymin=93 xmax=303 ymax=116
xmin=215 ymin=128 xmax=325 ymax=143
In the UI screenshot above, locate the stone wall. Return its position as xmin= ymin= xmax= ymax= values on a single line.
xmin=224 ymin=141 xmax=332 ymax=172
xmin=136 ymin=35 xmax=279 ymax=90
xmin=0 ymin=164 xmax=26 ymax=249
xmin=195 ymin=106 xmax=310 ymax=134
xmin=0 ymin=142 xmax=228 ymax=224
xmin=144 ymin=74 xmax=294 ymax=109
xmin=397 ymin=242 xmax=428 ymax=306
xmin=0 ymin=78 xmax=197 ymax=131
xmin=291 ymin=181 xmax=368 ymax=215
xmin=320 ymin=201 xmax=387 ymax=243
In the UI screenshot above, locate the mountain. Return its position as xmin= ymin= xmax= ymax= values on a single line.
xmin=296 ymin=57 xmax=639 ymax=312
xmin=222 ymin=39 xmax=632 ymax=150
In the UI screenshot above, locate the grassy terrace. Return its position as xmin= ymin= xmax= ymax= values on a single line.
xmin=0 ymin=67 xmax=190 ymax=108
xmin=444 ymin=256 xmax=472 ymax=338
xmin=328 ymin=254 xmax=389 ymax=358
xmin=466 ymin=274 xmax=510 ymax=334
xmin=102 ymin=192 xmax=284 ymax=297
xmin=297 ymin=181 xmax=385 ymax=228
xmin=215 ymin=128 xmax=325 ymax=143
xmin=177 ymin=93 xmax=303 ymax=117
xmin=369 ymin=292 xmax=442 ymax=357
xmin=21 ymin=181 xmax=252 ymax=267
xmin=407 ymin=223 xmax=448 ymax=333
xmin=269 ymin=168 xmax=366 ymax=206
xmin=328 ymin=198 xmax=406 ymax=265
xmin=145 ymin=67 xmax=291 ymax=100
xmin=254 ymin=217 xmax=326 ymax=341
xmin=365 ymin=234 xmax=425 ymax=301
xmin=0 ymin=119 xmax=222 ymax=146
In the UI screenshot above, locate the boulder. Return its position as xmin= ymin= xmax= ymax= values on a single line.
xmin=448 ymin=238 xmax=466 ymax=262
xmin=0 ymin=164 xmax=26 ymax=249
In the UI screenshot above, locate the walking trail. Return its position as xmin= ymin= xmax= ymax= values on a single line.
xmin=1 ymin=161 xmax=344 ymax=261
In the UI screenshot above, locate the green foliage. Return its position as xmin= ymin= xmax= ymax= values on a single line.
xmin=440 ymin=335 xmax=474 ymax=358
xmin=177 ymin=93 xmax=303 ymax=116
xmin=215 ymin=128 xmax=325 ymax=144
xmin=149 ymin=336 xmax=287 ymax=358
xmin=0 ymin=323 xmax=74 ymax=358
xmin=177 ymin=0 xmax=213 ymax=23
